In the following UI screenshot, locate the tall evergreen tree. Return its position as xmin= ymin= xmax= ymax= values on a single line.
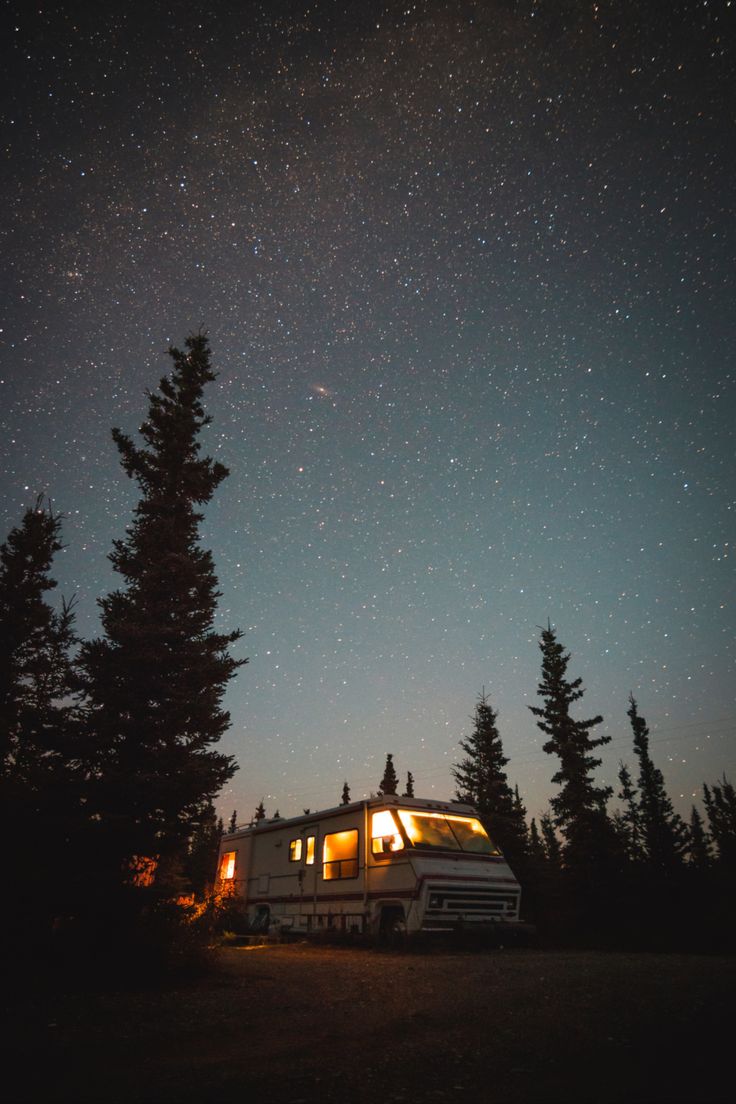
xmin=614 ymin=761 xmax=644 ymax=863
xmin=530 ymin=624 xmax=614 ymax=880
xmin=254 ymin=800 xmax=266 ymax=822
xmin=403 ymin=771 xmax=415 ymax=798
xmin=79 ymin=334 xmax=244 ymax=887
xmin=540 ymin=812 xmax=563 ymax=869
xmin=628 ymin=694 xmax=688 ymax=872
xmin=512 ymin=785 xmax=530 ymax=854
xmin=0 ymin=501 xmax=84 ymax=933
xmin=703 ymin=776 xmax=736 ymax=869
xmin=688 ymin=805 xmax=711 ymax=870
xmin=228 ymin=809 xmax=238 ymax=834
xmin=379 ymin=753 xmax=398 ymax=796
xmin=528 ymin=818 xmax=546 ymax=865
xmin=340 ymin=781 xmax=351 ymax=805
xmin=0 ymin=500 xmax=79 ymax=781
xmin=452 ymin=691 xmax=528 ymax=866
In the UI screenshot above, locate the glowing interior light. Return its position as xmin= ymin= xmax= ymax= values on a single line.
xmin=289 ymin=838 xmax=303 ymax=861
xmin=323 ymin=829 xmax=359 ymax=879
xmin=305 ymin=836 xmax=315 ymax=865
xmin=371 ymin=809 xmax=404 ymax=853
xmin=396 ymin=811 xmax=499 ymax=854
xmin=220 ymin=851 xmax=236 ymax=879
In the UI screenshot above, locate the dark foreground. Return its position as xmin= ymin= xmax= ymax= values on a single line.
xmin=7 ymin=943 xmax=734 ymax=1103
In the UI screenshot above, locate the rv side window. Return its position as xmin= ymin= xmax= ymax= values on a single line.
xmin=289 ymin=839 xmax=303 ymax=862
xmin=219 ymin=851 xmax=236 ymax=880
xmin=305 ymin=836 xmax=315 ymax=865
xmin=323 ymin=829 xmax=358 ymax=880
xmin=371 ymin=809 xmax=404 ymax=855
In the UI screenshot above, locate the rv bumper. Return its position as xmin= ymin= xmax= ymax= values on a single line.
xmin=420 ymin=919 xmax=535 ymax=946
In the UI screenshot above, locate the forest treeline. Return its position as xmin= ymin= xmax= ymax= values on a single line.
xmin=2 ymin=332 xmax=733 ymax=971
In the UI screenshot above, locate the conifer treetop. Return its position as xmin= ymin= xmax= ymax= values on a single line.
xmin=112 ymin=332 xmax=228 ymax=506
xmin=379 ymin=753 xmax=398 ymax=796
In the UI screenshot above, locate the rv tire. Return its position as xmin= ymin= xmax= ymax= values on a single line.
xmin=379 ymin=908 xmax=407 ymax=948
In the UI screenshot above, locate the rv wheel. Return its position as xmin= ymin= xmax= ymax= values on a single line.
xmin=379 ymin=908 xmax=407 ymax=948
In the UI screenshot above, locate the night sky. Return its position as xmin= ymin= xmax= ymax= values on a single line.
xmin=2 ymin=1 xmax=734 ymax=824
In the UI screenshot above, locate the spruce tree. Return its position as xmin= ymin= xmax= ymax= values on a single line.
xmin=688 ymin=806 xmax=711 ymax=870
xmin=341 ymin=781 xmax=351 ymax=805
xmin=703 ymin=777 xmax=736 ymax=869
xmin=453 ymin=691 xmax=528 ymax=865
xmin=403 ymin=771 xmax=415 ymax=798
xmin=628 ymin=694 xmax=688 ymax=872
xmin=530 ymin=624 xmax=614 ymax=881
xmin=228 ymin=809 xmax=238 ymax=834
xmin=0 ymin=501 xmax=84 ymax=932
xmin=254 ymin=800 xmax=266 ymax=822
xmin=379 ymin=753 xmax=398 ymax=796
xmin=529 ymin=818 xmax=546 ymax=865
xmin=512 ymin=785 xmax=531 ymax=854
xmin=0 ymin=500 xmax=79 ymax=781
xmin=79 ymin=334 xmax=244 ymax=887
xmin=614 ymin=761 xmax=644 ymax=863
xmin=540 ymin=812 xmax=563 ymax=869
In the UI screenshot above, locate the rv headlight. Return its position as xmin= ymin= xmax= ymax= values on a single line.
xmin=428 ymin=893 xmax=442 ymax=909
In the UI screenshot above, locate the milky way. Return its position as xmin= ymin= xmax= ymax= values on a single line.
xmin=2 ymin=1 xmax=734 ymax=821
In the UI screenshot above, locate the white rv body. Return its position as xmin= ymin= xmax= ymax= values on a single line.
xmin=217 ymin=795 xmax=523 ymax=937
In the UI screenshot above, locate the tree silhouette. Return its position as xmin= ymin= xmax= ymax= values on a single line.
xmin=403 ymin=771 xmax=415 ymax=798
xmin=530 ymin=624 xmax=614 ymax=882
xmin=0 ymin=501 xmax=83 ymax=935
xmin=614 ymin=761 xmax=644 ymax=863
xmin=379 ymin=753 xmax=398 ymax=796
xmin=79 ymin=334 xmax=244 ymax=889
xmin=254 ymin=799 xmax=266 ymax=822
xmin=228 ymin=809 xmax=238 ymax=834
xmin=453 ymin=690 xmax=528 ymax=866
xmin=0 ymin=500 xmax=79 ymax=781
xmin=540 ymin=812 xmax=563 ymax=869
xmin=703 ymin=776 xmax=736 ymax=869
xmin=341 ymin=781 xmax=351 ymax=805
xmin=529 ymin=818 xmax=546 ymax=865
xmin=688 ymin=806 xmax=711 ymax=869
xmin=628 ymin=694 xmax=688 ymax=872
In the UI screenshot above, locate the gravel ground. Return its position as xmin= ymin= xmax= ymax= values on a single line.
xmin=7 ymin=942 xmax=734 ymax=1103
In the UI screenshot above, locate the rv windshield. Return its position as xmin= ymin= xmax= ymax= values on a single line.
xmin=397 ymin=810 xmax=500 ymax=855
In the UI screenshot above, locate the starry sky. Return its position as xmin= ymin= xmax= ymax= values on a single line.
xmin=2 ymin=0 xmax=734 ymax=824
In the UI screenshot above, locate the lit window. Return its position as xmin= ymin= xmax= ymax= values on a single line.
xmin=220 ymin=851 xmax=236 ymax=879
xmin=305 ymin=835 xmax=315 ymax=865
xmin=398 ymin=811 xmax=460 ymax=850
xmin=289 ymin=838 xmax=303 ymax=862
xmin=396 ymin=811 xmax=499 ymax=855
xmin=447 ymin=815 xmax=500 ymax=854
xmin=371 ymin=809 xmax=405 ymax=855
xmin=323 ymin=829 xmax=358 ymax=880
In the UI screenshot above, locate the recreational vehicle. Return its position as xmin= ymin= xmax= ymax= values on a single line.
xmin=217 ymin=795 xmax=524 ymax=939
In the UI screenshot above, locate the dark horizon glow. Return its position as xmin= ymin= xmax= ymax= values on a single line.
xmin=2 ymin=1 xmax=734 ymax=824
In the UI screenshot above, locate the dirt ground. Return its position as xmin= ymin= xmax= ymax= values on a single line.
xmin=7 ymin=942 xmax=735 ymax=1103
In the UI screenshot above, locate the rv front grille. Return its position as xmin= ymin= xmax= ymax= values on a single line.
xmin=424 ymin=883 xmax=519 ymax=922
